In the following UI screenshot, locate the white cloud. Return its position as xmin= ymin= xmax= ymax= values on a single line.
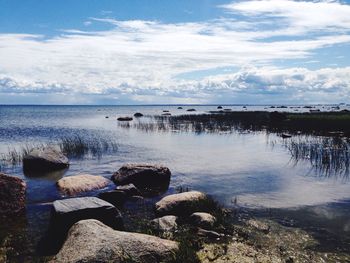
xmin=0 ymin=0 xmax=350 ymax=103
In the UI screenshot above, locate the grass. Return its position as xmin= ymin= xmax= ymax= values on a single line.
xmin=282 ymin=136 xmax=350 ymax=179
xmin=0 ymin=135 xmax=118 ymax=166
xmin=126 ymin=111 xmax=350 ymax=136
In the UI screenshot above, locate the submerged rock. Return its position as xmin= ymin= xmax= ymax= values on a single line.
xmin=50 ymin=197 xmax=123 ymax=236
xmin=23 ymin=147 xmax=69 ymax=173
xmin=57 ymin=174 xmax=111 ymax=195
xmin=190 ymin=212 xmax=216 ymax=228
xmin=187 ymin=108 xmax=196 ymax=112
xmin=155 ymin=191 xmax=207 ymax=216
xmin=151 ymin=215 xmax=178 ymax=232
xmin=112 ymin=164 xmax=171 ymax=194
xmin=52 ymin=219 xmax=179 ymax=263
xmin=0 ymin=173 xmax=26 ymax=215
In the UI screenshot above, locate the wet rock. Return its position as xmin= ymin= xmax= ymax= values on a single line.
xmin=23 ymin=146 xmax=69 ymax=173
xmin=98 ymin=190 xmax=127 ymax=207
xmin=0 ymin=173 xmax=26 ymax=215
xmin=52 ymin=219 xmax=179 ymax=263
xmin=177 ymin=107 xmax=183 ymax=109
xmin=217 ymin=106 xmax=223 ymax=109
xmin=187 ymin=108 xmax=196 ymax=112
xmin=116 ymin=183 xmax=141 ymax=197
xmin=112 ymin=164 xmax=171 ymax=194
xmin=155 ymin=191 xmax=207 ymax=216
xmin=190 ymin=212 xmax=216 ymax=228
xmin=151 ymin=215 xmax=178 ymax=232
xmin=57 ymin=174 xmax=111 ymax=195
xmin=134 ymin=112 xmax=143 ymax=117
xmin=50 ymin=197 xmax=123 ymax=236
xmin=162 ymin=113 xmax=171 ymax=116
xmin=281 ymin=133 xmax=292 ymax=139
xmin=117 ymin=117 xmax=133 ymax=121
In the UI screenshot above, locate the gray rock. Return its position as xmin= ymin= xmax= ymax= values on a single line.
xmin=51 ymin=219 xmax=179 ymax=263
xmin=50 ymin=197 xmax=123 ymax=237
xmin=155 ymin=191 xmax=207 ymax=216
xmin=246 ymin=219 xmax=270 ymax=234
xmin=190 ymin=212 xmax=216 ymax=228
xmin=112 ymin=164 xmax=171 ymax=194
xmin=98 ymin=190 xmax=127 ymax=207
xmin=151 ymin=215 xmax=178 ymax=232
xmin=0 ymin=173 xmax=26 ymax=215
xmin=23 ymin=146 xmax=69 ymax=173
xmin=57 ymin=174 xmax=111 ymax=195
xmin=116 ymin=183 xmax=141 ymax=197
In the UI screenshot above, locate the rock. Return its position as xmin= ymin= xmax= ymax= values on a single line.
xmin=197 ymin=228 xmax=223 ymax=239
xmin=117 ymin=117 xmax=133 ymax=121
xmin=98 ymin=190 xmax=127 ymax=207
xmin=217 ymin=106 xmax=223 ymax=109
xmin=177 ymin=107 xmax=183 ymax=109
xmin=23 ymin=146 xmax=69 ymax=172
xmin=52 ymin=219 xmax=179 ymax=263
xmin=0 ymin=173 xmax=26 ymax=215
xmin=155 ymin=191 xmax=207 ymax=216
xmin=112 ymin=164 xmax=171 ymax=194
xmin=57 ymin=174 xmax=111 ymax=195
xmin=105 ymin=116 xmax=109 ymax=118
xmin=163 ymin=110 xmax=170 ymax=112
xmin=162 ymin=113 xmax=171 ymax=116
xmin=246 ymin=219 xmax=270 ymax=233
xmin=187 ymin=108 xmax=196 ymax=112
xmin=134 ymin=112 xmax=143 ymax=117
xmin=116 ymin=183 xmax=141 ymax=197
xmin=281 ymin=133 xmax=292 ymax=139
xmin=151 ymin=215 xmax=178 ymax=232
xmin=50 ymin=197 xmax=123 ymax=236
xmin=190 ymin=212 xmax=216 ymax=228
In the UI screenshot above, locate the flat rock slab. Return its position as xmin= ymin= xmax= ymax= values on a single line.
xmin=50 ymin=197 xmax=123 ymax=239
xmin=57 ymin=174 xmax=111 ymax=195
xmin=0 ymin=173 xmax=26 ymax=215
xmin=112 ymin=164 xmax=171 ymax=195
xmin=155 ymin=191 xmax=207 ymax=216
xmin=23 ymin=147 xmax=69 ymax=173
xmin=52 ymin=219 xmax=179 ymax=263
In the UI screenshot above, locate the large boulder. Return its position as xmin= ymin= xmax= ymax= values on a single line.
xmin=112 ymin=164 xmax=171 ymax=195
xmin=49 ymin=197 xmax=123 ymax=237
xmin=23 ymin=147 xmax=69 ymax=173
xmin=0 ymin=173 xmax=26 ymax=215
xmin=155 ymin=191 xmax=207 ymax=216
xmin=151 ymin=215 xmax=178 ymax=233
xmin=52 ymin=219 xmax=179 ymax=263
xmin=57 ymin=174 xmax=111 ymax=195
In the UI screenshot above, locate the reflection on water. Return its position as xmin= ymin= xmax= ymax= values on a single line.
xmin=0 ymin=105 xmax=350 ymax=258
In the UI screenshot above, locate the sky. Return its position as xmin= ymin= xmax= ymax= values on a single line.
xmin=0 ymin=0 xmax=350 ymax=105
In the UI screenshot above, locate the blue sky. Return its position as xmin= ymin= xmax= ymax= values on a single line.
xmin=0 ymin=0 xmax=350 ymax=104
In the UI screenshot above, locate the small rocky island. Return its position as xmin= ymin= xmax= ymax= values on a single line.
xmin=1 ymin=146 xmax=349 ymax=262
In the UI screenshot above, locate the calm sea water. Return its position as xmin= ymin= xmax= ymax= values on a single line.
xmin=1 ymin=105 xmax=350 ymax=258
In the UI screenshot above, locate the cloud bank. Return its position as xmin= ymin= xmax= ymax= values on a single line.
xmin=0 ymin=0 xmax=350 ymax=104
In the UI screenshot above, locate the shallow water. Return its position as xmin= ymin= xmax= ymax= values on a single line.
xmin=0 ymin=105 xmax=350 ymax=259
